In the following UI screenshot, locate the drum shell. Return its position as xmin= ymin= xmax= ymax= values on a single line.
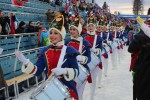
xmin=111 ymin=41 xmax=118 ymax=49
xmin=31 ymin=77 xmax=70 ymax=100
xmin=75 ymin=64 xmax=89 ymax=87
xmin=88 ymin=52 xmax=100 ymax=71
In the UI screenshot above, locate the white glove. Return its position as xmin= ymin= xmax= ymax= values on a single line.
xmin=114 ymin=38 xmax=119 ymax=42
xmin=119 ymin=39 xmax=122 ymax=42
xmin=51 ymin=68 xmax=67 ymax=76
xmin=107 ymin=41 xmax=112 ymax=45
xmin=91 ymin=48 xmax=101 ymax=55
xmin=14 ymin=50 xmax=29 ymax=65
xmin=0 ymin=48 xmax=3 ymax=54
xmin=90 ymin=48 xmax=96 ymax=52
xmin=76 ymin=55 xmax=87 ymax=64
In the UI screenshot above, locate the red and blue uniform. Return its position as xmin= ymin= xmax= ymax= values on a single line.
xmin=34 ymin=45 xmax=80 ymax=99
xmin=82 ymin=34 xmax=106 ymax=66
xmin=65 ymin=38 xmax=91 ymax=72
xmin=82 ymin=34 xmax=103 ymax=50
xmin=116 ymin=31 xmax=124 ymax=49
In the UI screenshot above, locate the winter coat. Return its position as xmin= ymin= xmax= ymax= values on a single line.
xmin=0 ymin=16 xmax=10 ymax=35
xmin=128 ymin=30 xmax=150 ymax=100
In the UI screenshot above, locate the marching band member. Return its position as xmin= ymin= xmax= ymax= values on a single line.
xmin=102 ymin=21 xmax=112 ymax=76
xmin=116 ymin=23 xmax=123 ymax=63
xmin=65 ymin=16 xmax=91 ymax=100
xmin=109 ymin=22 xmax=118 ymax=69
xmin=82 ymin=15 xmax=103 ymax=100
xmin=96 ymin=18 xmax=108 ymax=86
xmin=14 ymin=15 xmax=79 ymax=100
xmin=101 ymin=22 xmax=112 ymax=75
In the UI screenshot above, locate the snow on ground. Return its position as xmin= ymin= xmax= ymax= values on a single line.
xmin=83 ymin=46 xmax=133 ymax=100
xmin=14 ymin=46 xmax=132 ymax=100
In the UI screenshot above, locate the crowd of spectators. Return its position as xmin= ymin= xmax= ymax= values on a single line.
xmin=39 ymin=0 xmax=50 ymax=3
xmin=0 ymin=10 xmax=43 ymax=35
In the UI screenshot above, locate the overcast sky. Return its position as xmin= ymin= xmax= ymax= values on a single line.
xmin=95 ymin=0 xmax=150 ymax=15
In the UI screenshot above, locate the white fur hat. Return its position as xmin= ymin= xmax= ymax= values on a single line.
xmin=69 ymin=16 xmax=82 ymax=35
xmin=87 ymin=15 xmax=96 ymax=27
xmin=49 ymin=15 xmax=66 ymax=39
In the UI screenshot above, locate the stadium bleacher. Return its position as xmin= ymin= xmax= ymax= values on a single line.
xmin=0 ymin=0 xmax=62 ymax=29
xmin=0 ymin=0 xmax=63 ymax=99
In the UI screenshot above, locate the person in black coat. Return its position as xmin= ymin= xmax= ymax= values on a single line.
xmin=128 ymin=30 xmax=150 ymax=100
xmin=0 ymin=10 xmax=10 ymax=35
xmin=16 ymin=21 xmax=26 ymax=34
xmin=26 ymin=21 xmax=37 ymax=33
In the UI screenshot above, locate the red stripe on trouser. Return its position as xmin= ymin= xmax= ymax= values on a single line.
xmin=87 ymin=74 xmax=92 ymax=83
xmin=98 ymin=62 xmax=103 ymax=69
xmin=120 ymin=45 xmax=123 ymax=49
xmin=117 ymin=46 xmax=120 ymax=49
xmin=110 ymin=49 xmax=113 ymax=53
xmin=69 ymin=88 xmax=78 ymax=100
xmin=102 ymin=53 xmax=107 ymax=59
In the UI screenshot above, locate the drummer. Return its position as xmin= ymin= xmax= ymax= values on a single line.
xmin=116 ymin=23 xmax=124 ymax=63
xmin=104 ymin=21 xmax=118 ymax=69
xmin=65 ymin=15 xmax=91 ymax=100
xmin=15 ymin=15 xmax=79 ymax=100
xmin=96 ymin=16 xmax=104 ymax=37
xmin=96 ymin=17 xmax=110 ymax=85
xmin=82 ymin=14 xmax=103 ymax=100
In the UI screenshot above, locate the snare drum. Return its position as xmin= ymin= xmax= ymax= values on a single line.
xmin=105 ymin=46 xmax=110 ymax=53
xmin=31 ymin=76 xmax=70 ymax=100
xmin=88 ymin=52 xmax=100 ymax=71
xmin=111 ymin=41 xmax=118 ymax=50
xmin=75 ymin=64 xmax=89 ymax=87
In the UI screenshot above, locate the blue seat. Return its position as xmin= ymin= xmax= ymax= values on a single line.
xmin=0 ymin=48 xmax=40 ymax=80
xmin=0 ymin=34 xmax=38 ymax=55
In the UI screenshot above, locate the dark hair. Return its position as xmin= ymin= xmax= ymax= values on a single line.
xmin=19 ymin=21 xmax=26 ymax=28
xmin=29 ymin=21 xmax=33 ymax=26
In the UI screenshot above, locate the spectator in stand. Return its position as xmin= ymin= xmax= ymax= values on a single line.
xmin=26 ymin=21 xmax=37 ymax=33
xmin=55 ymin=0 xmax=62 ymax=6
xmin=35 ymin=21 xmax=42 ymax=32
xmin=16 ymin=21 xmax=26 ymax=33
xmin=45 ymin=9 xmax=54 ymax=22
xmin=35 ymin=21 xmax=44 ymax=46
xmin=0 ymin=10 xmax=16 ymax=35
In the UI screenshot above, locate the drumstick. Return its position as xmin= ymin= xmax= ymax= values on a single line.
xmin=95 ymin=44 xmax=99 ymax=47
xmin=31 ymin=59 xmax=68 ymax=97
xmin=81 ymin=50 xmax=86 ymax=55
xmin=14 ymin=35 xmax=22 ymax=75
